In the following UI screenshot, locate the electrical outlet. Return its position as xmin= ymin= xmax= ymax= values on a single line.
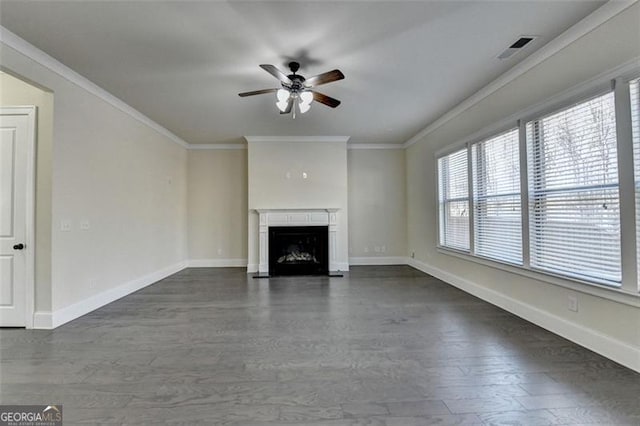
xmin=217 ymin=248 xmax=223 ymax=255
xmin=411 ymin=252 xmax=415 ymax=258
xmin=80 ymin=220 xmax=90 ymax=230
xmin=60 ymin=220 xmax=71 ymax=232
xmin=381 ymin=245 xmax=386 ymax=253
xmin=364 ymin=246 xmax=369 ymax=253
xmin=374 ymin=246 xmax=381 ymax=253
xmin=568 ymin=295 xmax=578 ymax=312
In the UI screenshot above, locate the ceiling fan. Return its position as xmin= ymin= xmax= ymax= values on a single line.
xmin=239 ymin=61 xmax=344 ymax=117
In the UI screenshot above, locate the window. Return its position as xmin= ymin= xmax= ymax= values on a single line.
xmin=526 ymin=92 xmax=621 ymax=284
xmin=435 ymin=70 xmax=640 ymax=293
xmin=472 ymin=129 xmax=522 ymax=264
xmin=438 ymin=148 xmax=469 ymax=250
xmin=631 ymin=78 xmax=640 ymax=285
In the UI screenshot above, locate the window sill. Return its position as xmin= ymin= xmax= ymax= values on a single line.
xmin=436 ymin=246 xmax=640 ymax=308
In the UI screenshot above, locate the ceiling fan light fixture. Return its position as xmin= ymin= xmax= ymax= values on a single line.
xmin=299 ymin=101 xmax=311 ymax=114
xmin=299 ymin=91 xmax=313 ymax=114
xmin=300 ymin=91 xmax=313 ymax=105
xmin=276 ymin=100 xmax=289 ymax=112
xmin=277 ymin=88 xmax=290 ymax=102
xmin=276 ymin=88 xmax=290 ymax=112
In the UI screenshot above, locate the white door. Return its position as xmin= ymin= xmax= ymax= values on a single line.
xmin=0 ymin=110 xmax=34 ymax=327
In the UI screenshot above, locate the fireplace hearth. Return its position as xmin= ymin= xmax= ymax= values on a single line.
xmin=269 ymin=226 xmax=328 ymax=276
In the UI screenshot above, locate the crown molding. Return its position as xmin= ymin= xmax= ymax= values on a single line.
xmin=402 ymin=0 xmax=638 ymax=149
xmin=244 ymin=136 xmax=350 ymax=143
xmin=347 ymin=143 xmax=404 ymax=150
xmin=0 ymin=25 xmax=190 ymax=149
xmin=433 ymin=57 xmax=640 ymax=159
xmin=188 ymin=143 xmax=247 ymax=150
xmin=187 ymin=141 xmax=404 ymax=150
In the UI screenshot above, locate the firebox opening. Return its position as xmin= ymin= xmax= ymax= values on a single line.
xmin=269 ymin=226 xmax=329 ymax=276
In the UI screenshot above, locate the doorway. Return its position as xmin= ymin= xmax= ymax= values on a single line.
xmin=0 ymin=107 xmax=36 ymax=327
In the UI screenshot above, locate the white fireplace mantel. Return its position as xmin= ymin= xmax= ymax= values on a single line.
xmin=255 ymin=208 xmax=339 ymax=274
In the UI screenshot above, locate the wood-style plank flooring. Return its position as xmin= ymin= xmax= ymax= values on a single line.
xmin=1 ymin=266 xmax=639 ymax=425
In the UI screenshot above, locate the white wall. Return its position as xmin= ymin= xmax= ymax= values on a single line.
xmin=0 ymin=71 xmax=53 ymax=312
xmin=1 ymin=41 xmax=188 ymax=326
xmin=405 ymin=3 xmax=640 ymax=371
xmin=187 ymin=145 xmax=408 ymax=268
xmin=187 ymin=149 xmax=247 ymax=265
xmin=247 ymin=139 xmax=349 ymax=271
xmin=348 ymin=148 xmax=406 ymax=262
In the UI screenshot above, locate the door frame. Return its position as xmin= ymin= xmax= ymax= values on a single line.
xmin=1 ymin=106 xmax=36 ymax=328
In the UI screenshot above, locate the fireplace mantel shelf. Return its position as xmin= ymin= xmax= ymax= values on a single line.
xmin=254 ymin=208 xmax=340 ymax=273
xmin=254 ymin=208 xmax=339 ymax=213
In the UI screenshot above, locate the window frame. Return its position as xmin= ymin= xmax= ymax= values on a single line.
xmin=525 ymin=89 xmax=621 ymax=286
xmin=437 ymin=147 xmax=471 ymax=252
xmin=470 ymin=127 xmax=523 ymax=265
xmin=623 ymin=74 xmax=640 ymax=292
xmin=434 ymin=63 xmax=640 ymax=302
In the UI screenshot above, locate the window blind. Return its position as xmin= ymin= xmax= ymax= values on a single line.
xmin=438 ymin=148 xmax=469 ymax=250
xmin=472 ymin=129 xmax=522 ymax=264
xmin=631 ymin=78 xmax=640 ymax=287
xmin=526 ymin=92 xmax=621 ymax=284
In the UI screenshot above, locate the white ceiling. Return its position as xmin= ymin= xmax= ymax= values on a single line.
xmin=0 ymin=1 xmax=606 ymax=145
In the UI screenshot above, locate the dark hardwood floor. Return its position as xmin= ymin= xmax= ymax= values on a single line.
xmin=1 ymin=266 xmax=639 ymax=425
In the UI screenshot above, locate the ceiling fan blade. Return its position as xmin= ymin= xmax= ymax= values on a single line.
xmin=238 ymin=88 xmax=278 ymax=97
xmin=311 ymin=91 xmax=341 ymax=108
xmin=260 ymin=64 xmax=293 ymax=84
xmin=280 ymin=99 xmax=294 ymax=114
xmin=305 ymin=69 xmax=344 ymax=88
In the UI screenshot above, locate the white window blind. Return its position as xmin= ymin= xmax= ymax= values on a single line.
xmin=472 ymin=129 xmax=522 ymax=264
xmin=438 ymin=148 xmax=469 ymax=250
xmin=631 ymin=78 xmax=640 ymax=286
xmin=526 ymin=92 xmax=621 ymax=284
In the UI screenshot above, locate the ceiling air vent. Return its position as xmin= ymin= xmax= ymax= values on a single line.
xmin=497 ymin=36 xmax=537 ymax=60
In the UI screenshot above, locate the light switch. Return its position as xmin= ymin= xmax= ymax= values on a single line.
xmin=61 ymin=220 xmax=71 ymax=232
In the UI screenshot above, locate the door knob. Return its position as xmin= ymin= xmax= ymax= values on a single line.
xmin=13 ymin=243 xmax=25 ymax=250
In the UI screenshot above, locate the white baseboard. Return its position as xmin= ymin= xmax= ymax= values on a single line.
xmin=349 ymin=256 xmax=408 ymax=266
xmin=32 ymin=311 xmax=53 ymax=329
xmin=33 ymin=261 xmax=187 ymax=329
xmin=407 ymin=258 xmax=640 ymax=373
xmin=246 ymin=264 xmax=258 ymax=273
xmin=187 ymin=258 xmax=247 ymax=268
xmin=333 ymin=262 xmax=350 ymax=272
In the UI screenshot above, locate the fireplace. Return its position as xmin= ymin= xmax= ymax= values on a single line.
xmin=253 ymin=208 xmax=341 ymax=274
xmin=269 ymin=226 xmax=328 ymax=276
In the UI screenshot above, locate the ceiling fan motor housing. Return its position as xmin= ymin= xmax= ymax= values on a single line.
xmin=284 ymin=76 xmax=306 ymax=93
xmin=289 ymin=61 xmax=300 ymax=73
xmin=285 ymin=62 xmax=306 ymax=93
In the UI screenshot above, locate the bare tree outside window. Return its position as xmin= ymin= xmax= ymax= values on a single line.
xmin=438 ymin=149 xmax=469 ymax=250
xmin=472 ymin=128 xmax=522 ymax=264
xmin=527 ymin=92 xmax=621 ymax=283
